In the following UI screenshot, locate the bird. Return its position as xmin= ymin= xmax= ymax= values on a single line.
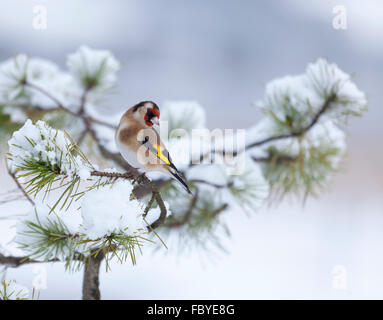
xmin=115 ymin=101 xmax=192 ymax=194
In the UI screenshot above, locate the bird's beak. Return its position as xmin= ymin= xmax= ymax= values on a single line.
xmin=151 ymin=117 xmax=159 ymax=125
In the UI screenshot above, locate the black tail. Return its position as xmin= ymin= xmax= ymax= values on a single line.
xmin=170 ymin=171 xmax=192 ymax=195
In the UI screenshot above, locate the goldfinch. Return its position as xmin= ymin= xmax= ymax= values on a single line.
xmin=115 ymin=101 xmax=192 ymax=194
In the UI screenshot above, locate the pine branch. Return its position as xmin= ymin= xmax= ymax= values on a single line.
xmin=23 ymin=77 xmax=338 ymax=171
xmin=9 ymin=169 xmax=168 ymax=232
xmin=245 ymin=93 xmax=337 ymax=151
xmin=24 ymin=77 xmax=330 ymax=189
xmin=192 ymin=93 xmax=337 ymax=166
xmin=17 ymin=75 xmax=338 ymax=234
xmin=6 ymin=89 xmax=333 ymax=237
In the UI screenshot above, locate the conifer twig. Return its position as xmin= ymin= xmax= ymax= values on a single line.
xmin=167 ymin=190 xmax=199 ymax=228
xmin=8 ymin=171 xmax=35 ymax=206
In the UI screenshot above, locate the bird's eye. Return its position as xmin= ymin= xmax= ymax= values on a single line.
xmin=147 ymin=109 xmax=154 ymax=117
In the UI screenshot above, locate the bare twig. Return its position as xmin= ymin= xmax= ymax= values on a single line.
xmin=143 ymin=193 xmax=156 ymax=216
xmin=0 ymin=253 xmax=59 ymax=267
xmin=189 ymin=179 xmax=226 ymax=189
xmin=90 ymin=170 xmax=135 ymax=180
xmin=86 ymin=116 xmax=116 ymax=129
xmin=78 ymin=85 xmax=91 ymax=115
xmin=25 ymin=81 xmax=117 ymax=131
xmin=139 ymin=174 xmax=168 ymax=230
xmin=8 ymin=171 xmax=35 ymax=206
xmin=211 ymin=203 xmax=229 ymax=218
xmin=167 ymin=190 xmax=199 ymax=228
xmin=133 ymin=179 xmax=172 ymax=199
xmin=24 ymin=81 xmax=78 ymax=116
xmin=252 ymin=154 xmax=297 ymax=164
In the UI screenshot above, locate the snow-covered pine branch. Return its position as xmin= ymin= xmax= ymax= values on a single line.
xmin=245 ymin=58 xmax=366 ymax=199
xmin=6 ymin=119 xmax=169 ymax=268
xmin=0 ymin=46 xmax=367 ymax=299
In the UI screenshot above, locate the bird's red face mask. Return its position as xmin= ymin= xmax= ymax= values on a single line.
xmin=144 ymin=107 xmax=160 ymax=126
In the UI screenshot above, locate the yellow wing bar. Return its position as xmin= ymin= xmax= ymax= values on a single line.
xmin=153 ymin=144 xmax=171 ymax=165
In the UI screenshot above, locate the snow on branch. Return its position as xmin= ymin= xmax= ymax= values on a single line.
xmin=245 ymin=59 xmax=367 ymax=199
xmin=5 ymin=119 xmax=169 ymax=267
xmin=255 ymin=58 xmax=366 ymax=135
xmin=67 ymin=46 xmax=120 ymax=93
xmin=0 ymin=48 xmax=367 ymax=265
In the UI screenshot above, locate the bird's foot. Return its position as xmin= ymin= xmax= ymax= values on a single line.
xmin=125 ymin=167 xmax=139 ymax=179
xmin=131 ymin=171 xmax=148 ymax=185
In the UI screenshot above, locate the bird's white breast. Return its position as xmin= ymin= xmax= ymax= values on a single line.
xmin=115 ymin=130 xmax=142 ymax=169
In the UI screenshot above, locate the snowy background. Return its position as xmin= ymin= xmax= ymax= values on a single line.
xmin=0 ymin=0 xmax=382 ymax=299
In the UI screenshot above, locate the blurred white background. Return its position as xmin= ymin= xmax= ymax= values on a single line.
xmin=0 ymin=0 xmax=382 ymax=299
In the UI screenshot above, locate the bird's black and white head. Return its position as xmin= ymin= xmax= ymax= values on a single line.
xmin=132 ymin=101 xmax=160 ymax=127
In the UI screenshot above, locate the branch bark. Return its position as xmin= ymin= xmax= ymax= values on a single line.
xmin=8 ymin=171 xmax=35 ymax=206
xmin=82 ymin=251 xmax=105 ymax=300
xmin=0 ymin=253 xmax=59 ymax=267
